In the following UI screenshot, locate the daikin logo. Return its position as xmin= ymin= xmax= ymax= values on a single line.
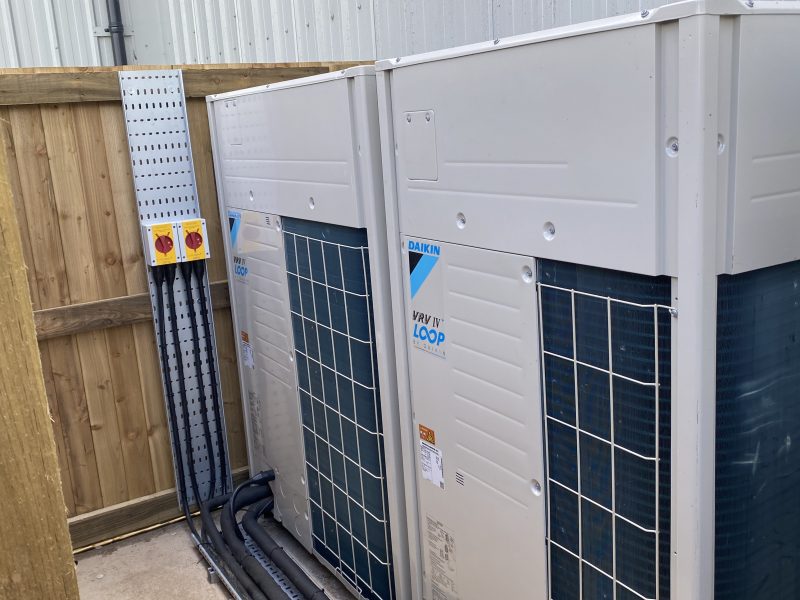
xmin=408 ymin=239 xmax=441 ymax=299
xmin=408 ymin=240 xmax=440 ymax=256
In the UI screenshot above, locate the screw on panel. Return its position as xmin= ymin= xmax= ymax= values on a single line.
xmin=666 ymin=137 xmax=679 ymax=157
xmin=395 ymin=57 xmax=401 ymax=63
xmin=425 ymin=112 xmax=431 ymax=122
xmin=493 ymin=38 xmax=500 ymax=45
xmin=669 ymin=308 xmax=679 ymax=318
xmin=641 ymin=9 xmax=650 ymax=17
xmin=746 ymin=0 xmax=754 ymax=6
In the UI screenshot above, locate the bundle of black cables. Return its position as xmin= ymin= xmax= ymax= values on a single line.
xmin=154 ymin=262 xmax=330 ymax=600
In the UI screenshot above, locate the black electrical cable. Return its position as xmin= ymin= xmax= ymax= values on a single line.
xmin=220 ymin=493 xmax=291 ymax=600
xmin=242 ymin=499 xmax=330 ymax=600
xmin=193 ymin=259 xmax=229 ymax=495
xmin=153 ymin=265 xmax=199 ymax=538
xmin=180 ymin=261 xmax=217 ymax=501
xmin=164 ymin=263 xmax=203 ymax=506
xmin=159 ymin=263 xmax=265 ymax=600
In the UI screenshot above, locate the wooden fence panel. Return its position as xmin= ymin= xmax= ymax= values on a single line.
xmin=0 ymin=63 xmax=357 ymax=535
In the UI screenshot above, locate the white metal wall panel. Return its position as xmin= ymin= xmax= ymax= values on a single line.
xmin=0 ymin=0 xmax=690 ymax=67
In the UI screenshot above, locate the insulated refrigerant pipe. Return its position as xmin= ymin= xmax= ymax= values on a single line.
xmin=193 ymin=259 xmax=229 ymax=494
xmin=180 ymin=260 xmax=218 ymax=500
xmin=220 ymin=495 xmax=293 ymax=600
xmin=229 ymin=471 xmax=276 ymax=541
xmin=242 ymin=499 xmax=330 ymax=600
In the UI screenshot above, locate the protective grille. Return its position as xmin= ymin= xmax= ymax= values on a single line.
xmin=284 ymin=218 xmax=395 ymax=600
xmin=537 ymin=260 xmax=671 ymax=600
xmin=715 ymin=260 xmax=800 ymax=600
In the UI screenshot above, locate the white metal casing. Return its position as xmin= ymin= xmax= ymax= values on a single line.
xmin=225 ymin=210 xmax=312 ymax=547
xmin=208 ymin=66 xmax=413 ymax=600
xmin=376 ymin=2 xmax=800 ymax=599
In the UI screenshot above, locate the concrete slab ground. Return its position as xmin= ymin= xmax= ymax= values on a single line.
xmin=76 ymin=519 xmax=356 ymax=599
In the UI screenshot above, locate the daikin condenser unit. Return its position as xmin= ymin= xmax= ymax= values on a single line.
xmin=207 ymin=67 xmax=410 ymax=600
xmin=376 ymin=2 xmax=800 ymax=599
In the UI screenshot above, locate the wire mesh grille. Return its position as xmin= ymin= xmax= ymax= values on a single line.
xmin=537 ymin=259 xmax=672 ymax=600
xmin=283 ymin=218 xmax=395 ymax=600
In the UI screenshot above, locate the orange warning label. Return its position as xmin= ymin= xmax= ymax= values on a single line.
xmin=419 ymin=424 xmax=436 ymax=445
xmin=240 ymin=331 xmax=249 ymax=343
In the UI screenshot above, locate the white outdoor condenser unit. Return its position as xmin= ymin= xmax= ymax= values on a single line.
xmin=375 ymin=2 xmax=800 ymax=599
xmin=207 ymin=67 xmax=410 ymax=600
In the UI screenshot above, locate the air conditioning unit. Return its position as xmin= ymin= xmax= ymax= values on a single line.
xmin=375 ymin=2 xmax=800 ymax=599
xmin=207 ymin=66 xmax=411 ymax=600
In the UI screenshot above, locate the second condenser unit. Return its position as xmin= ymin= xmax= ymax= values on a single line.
xmin=376 ymin=2 xmax=800 ymax=600
xmin=208 ymin=67 xmax=410 ymax=600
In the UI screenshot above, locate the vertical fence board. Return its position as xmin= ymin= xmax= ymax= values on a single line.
xmin=75 ymin=329 xmax=129 ymax=506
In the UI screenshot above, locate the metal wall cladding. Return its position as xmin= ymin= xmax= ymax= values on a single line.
xmin=0 ymin=0 xmax=683 ymax=67
xmin=538 ymin=259 xmax=671 ymax=600
xmin=0 ymin=0 xmax=113 ymax=67
xmin=284 ymin=217 xmax=395 ymax=600
xmin=715 ymin=260 xmax=800 ymax=600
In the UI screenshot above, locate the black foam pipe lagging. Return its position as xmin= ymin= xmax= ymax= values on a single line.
xmin=205 ymin=483 xmax=270 ymax=513
xmin=179 ymin=261 xmax=217 ymax=500
xmin=200 ymin=504 xmax=269 ymax=600
xmin=229 ymin=471 xmax=276 ymax=540
xmin=242 ymin=499 xmax=330 ymax=600
xmin=220 ymin=496 xmax=290 ymax=599
xmin=193 ymin=259 xmax=229 ymax=494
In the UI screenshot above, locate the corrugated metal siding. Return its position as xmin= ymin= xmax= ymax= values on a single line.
xmin=0 ymin=0 xmax=681 ymax=67
xmin=0 ymin=0 xmax=110 ymax=67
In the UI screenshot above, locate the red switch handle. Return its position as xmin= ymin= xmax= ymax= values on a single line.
xmin=185 ymin=231 xmax=203 ymax=251
xmin=155 ymin=235 xmax=173 ymax=254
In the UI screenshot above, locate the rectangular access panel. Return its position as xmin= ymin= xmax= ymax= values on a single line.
xmin=403 ymin=238 xmax=547 ymax=600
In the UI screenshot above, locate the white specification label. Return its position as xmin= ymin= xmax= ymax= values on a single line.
xmin=427 ymin=516 xmax=458 ymax=599
xmin=420 ymin=439 xmax=444 ymax=489
xmin=242 ymin=341 xmax=254 ymax=369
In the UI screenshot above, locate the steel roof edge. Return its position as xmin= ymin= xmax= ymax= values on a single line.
xmin=375 ymin=0 xmax=800 ymax=72
xmin=207 ymin=64 xmax=375 ymax=103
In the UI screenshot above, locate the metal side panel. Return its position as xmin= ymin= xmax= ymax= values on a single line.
xmin=119 ymin=70 xmax=231 ymax=506
xmin=208 ymin=75 xmax=363 ymax=229
xmin=402 ymin=237 xmax=547 ymax=600
xmin=228 ymin=209 xmax=312 ymax=551
xmin=389 ymin=25 xmax=664 ymax=276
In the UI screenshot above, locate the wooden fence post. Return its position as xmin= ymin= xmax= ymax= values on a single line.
xmin=0 ymin=116 xmax=79 ymax=598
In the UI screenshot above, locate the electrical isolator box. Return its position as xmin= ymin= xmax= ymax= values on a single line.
xmin=142 ymin=222 xmax=180 ymax=266
xmin=142 ymin=219 xmax=210 ymax=266
xmin=177 ymin=218 xmax=210 ymax=261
